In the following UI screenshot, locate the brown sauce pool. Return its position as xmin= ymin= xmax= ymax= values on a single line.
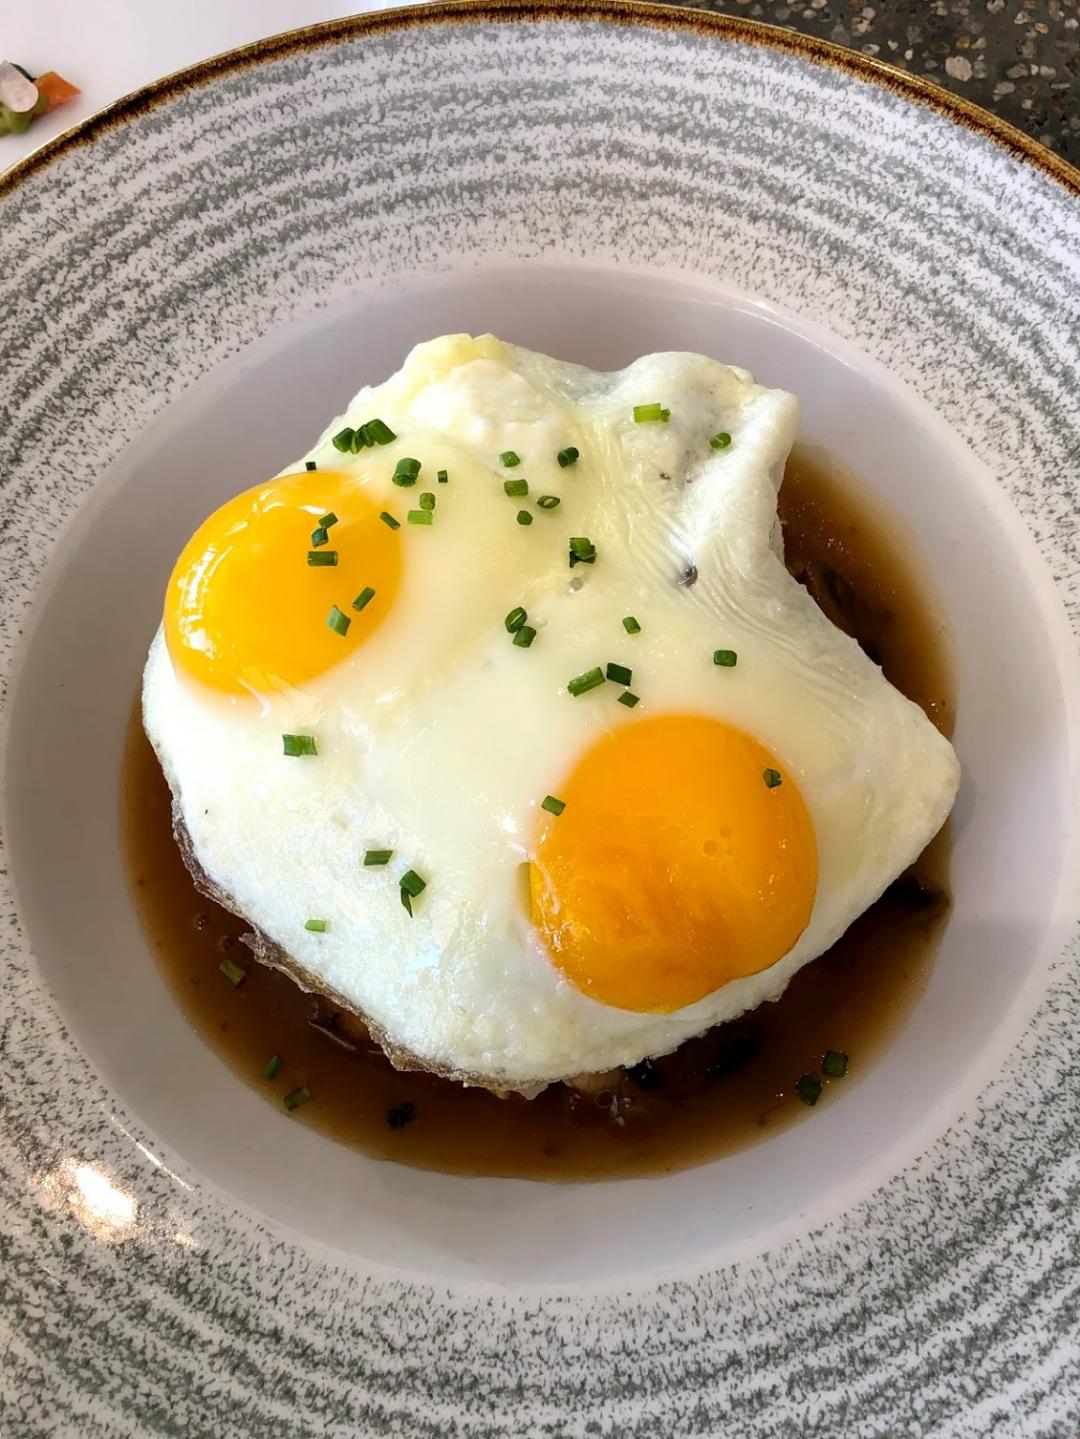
xmin=122 ymin=447 xmax=955 ymax=1180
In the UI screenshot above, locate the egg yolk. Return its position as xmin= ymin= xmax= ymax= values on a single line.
xmin=164 ymin=471 xmax=401 ymax=694
xmin=530 ymin=714 xmax=818 ymax=1012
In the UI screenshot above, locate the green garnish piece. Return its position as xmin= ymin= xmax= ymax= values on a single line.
xmin=284 ymin=1084 xmax=311 ymax=1111
xmin=505 ymin=606 xmax=527 ymax=633
xmin=541 ymin=795 xmax=566 ymax=816
xmin=622 ymin=615 xmax=641 ymax=634
xmin=379 ymin=511 xmax=401 ymax=530
xmin=437 ymin=469 xmax=449 ymax=483
xmin=332 ymin=427 xmax=355 ymax=452
xmin=536 ymin=495 xmax=561 ymax=510
xmin=363 ymin=418 xmax=396 ymax=446
xmin=713 ymin=649 xmax=738 ymax=668
xmin=419 ymin=491 xmax=436 ymax=511
xmin=399 ymin=869 xmax=426 ymax=916
xmin=618 ymin=691 xmax=640 ymax=708
xmin=504 ymin=478 xmax=529 ymax=498
xmin=557 ymin=447 xmax=580 ymax=468
xmin=499 ymin=450 xmax=521 ymax=467
xmin=386 ymin=1100 xmax=416 ymax=1129
xmin=568 ymin=536 xmax=596 ymax=566
xmin=307 ymin=550 xmax=338 ymax=567
xmin=282 ymin=734 xmax=318 ymax=757
xmin=795 ymin=1074 xmax=822 ymax=1107
xmin=310 ymin=526 xmax=330 ymax=548
xmin=262 ymin=1055 xmax=282 ymax=1080
xmin=352 ymin=586 xmax=376 ymax=612
xmin=709 ymin=432 xmax=732 ymax=450
xmin=567 ymin=667 xmax=605 ymax=697
xmin=516 ymin=510 xmax=533 ymax=526
xmin=305 ymin=460 xmax=317 ymax=472
xmin=364 ymin=849 xmax=393 ymax=866
xmin=326 ymin=605 xmax=351 ymax=637
xmin=304 ymin=918 xmax=329 ymax=933
xmin=763 ymin=768 xmax=783 ymax=789
xmin=219 ymin=958 xmax=246 ymax=986
xmin=633 ymin=403 xmax=670 ymax=423
xmin=319 ymin=512 xmax=338 ymax=529
xmin=605 ymin=662 xmax=632 ymax=686
xmin=407 ymin=509 xmax=433 ymax=526
xmin=513 ymin=625 xmax=537 ymax=649
xmin=392 ymin=457 xmax=422 ymax=485
xmin=822 ymin=1050 xmax=849 ymax=1078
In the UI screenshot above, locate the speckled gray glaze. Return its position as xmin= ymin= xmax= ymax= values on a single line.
xmin=2 ymin=5 xmax=1080 ymax=1435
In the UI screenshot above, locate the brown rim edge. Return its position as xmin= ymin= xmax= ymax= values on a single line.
xmin=2 ymin=0 xmax=1078 ymax=203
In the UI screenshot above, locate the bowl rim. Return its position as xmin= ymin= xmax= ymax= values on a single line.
xmin=3 ymin=0 xmax=1079 ymax=204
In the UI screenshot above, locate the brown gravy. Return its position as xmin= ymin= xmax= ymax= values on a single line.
xmin=122 ymin=447 xmax=954 ymax=1179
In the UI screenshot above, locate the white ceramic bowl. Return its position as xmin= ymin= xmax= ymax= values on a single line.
xmin=2 ymin=7 xmax=1079 ymax=1432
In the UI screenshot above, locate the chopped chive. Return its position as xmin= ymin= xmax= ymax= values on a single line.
xmin=326 ymin=605 xmax=351 ymax=637
xmin=319 ymin=512 xmax=338 ymax=529
xmin=713 ymin=649 xmax=738 ymax=668
xmin=557 ymin=447 xmax=580 ymax=468
xmin=419 ymin=491 xmax=436 ymax=511
xmin=605 ymin=662 xmax=632 ymax=686
xmin=307 ymin=550 xmax=338 ymax=567
xmin=304 ymin=918 xmax=329 ymax=933
xmin=392 ymin=457 xmax=421 ymax=485
xmin=364 ymin=848 xmax=393 ymax=866
xmin=513 ymin=624 xmax=537 ymax=648
xmin=499 ymin=450 xmax=521 ymax=467
xmin=363 ymin=418 xmax=396 ymax=445
xmin=516 ymin=510 xmax=533 ymax=526
xmin=569 ymin=536 xmax=596 ymax=566
xmin=282 ymin=734 xmax=318 ymax=757
xmin=822 ymin=1050 xmax=849 ymax=1078
xmin=350 ymin=428 xmax=366 ymax=454
xmin=305 ymin=460 xmax=317 ymax=472
xmin=400 ymin=869 xmax=426 ymax=916
xmin=633 ymin=402 xmax=670 ymax=423
xmin=284 ymin=1084 xmax=311 ymax=1111
xmin=541 ymin=795 xmax=566 ymax=816
xmin=262 ymin=1055 xmax=282 ymax=1080
xmin=709 ymin=432 xmax=732 ymax=450
xmin=332 ymin=427 xmax=355 ymax=452
xmin=763 ymin=768 xmax=783 ymax=789
xmin=352 ymin=586 xmax=376 ymax=612
xmin=795 ymin=1074 xmax=822 ymax=1107
xmin=437 ymin=469 xmax=449 ymax=483
xmin=622 ymin=615 xmax=642 ymax=634
xmin=504 ymin=606 xmax=528 ymax=633
xmin=310 ymin=526 xmax=330 ymax=548
xmin=379 ymin=511 xmax=400 ymax=530
xmin=219 ymin=958 xmax=246 ymax=986
xmin=407 ymin=509 xmax=433 ymax=526
xmin=504 ymin=478 xmax=529 ymax=498
xmin=386 ymin=1100 xmax=416 ymax=1130
xmin=618 ymin=691 xmax=640 ymax=708
xmin=536 ymin=494 xmax=561 ymax=510
xmin=567 ymin=667 xmax=605 ymax=697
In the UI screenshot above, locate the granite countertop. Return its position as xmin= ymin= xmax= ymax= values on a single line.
xmin=695 ymin=0 xmax=1080 ymax=165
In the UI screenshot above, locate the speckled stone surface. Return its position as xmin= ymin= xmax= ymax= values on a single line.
xmin=691 ymin=0 xmax=1080 ymax=164
xmin=1 ymin=6 xmax=1079 ymax=1437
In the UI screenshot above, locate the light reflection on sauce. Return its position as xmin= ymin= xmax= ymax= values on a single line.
xmin=122 ymin=448 xmax=954 ymax=1180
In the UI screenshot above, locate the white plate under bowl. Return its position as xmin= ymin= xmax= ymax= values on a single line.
xmin=2 ymin=5 xmax=1079 ymax=1433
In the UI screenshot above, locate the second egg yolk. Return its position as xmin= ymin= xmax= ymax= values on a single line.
xmin=530 ymin=714 xmax=818 ymax=1013
xmin=164 ymin=471 xmax=402 ymax=695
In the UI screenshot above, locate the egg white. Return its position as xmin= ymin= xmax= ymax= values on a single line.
xmin=143 ymin=335 xmax=959 ymax=1089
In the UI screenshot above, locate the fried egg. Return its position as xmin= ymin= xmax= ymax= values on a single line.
xmin=143 ymin=334 xmax=959 ymax=1089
